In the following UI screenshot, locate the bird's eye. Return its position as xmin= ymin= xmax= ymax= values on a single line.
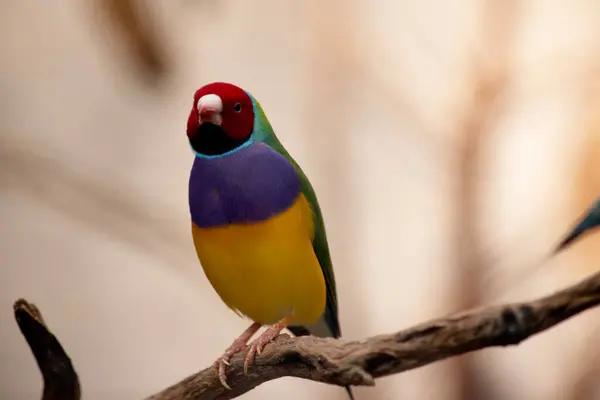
xmin=233 ymin=103 xmax=242 ymax=113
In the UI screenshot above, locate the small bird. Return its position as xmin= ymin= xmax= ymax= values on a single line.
xmin=186 ymin=82 xmax=351 ymax=397
xmin=555 ymin=198 xmax=600 ymax=252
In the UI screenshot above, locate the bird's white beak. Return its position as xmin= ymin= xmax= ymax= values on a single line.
xmin=197 ymin=94 xmax=223 ymax=126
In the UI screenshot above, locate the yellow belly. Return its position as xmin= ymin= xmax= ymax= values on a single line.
xmin=191 ymin=194 xmax=326 ymax=326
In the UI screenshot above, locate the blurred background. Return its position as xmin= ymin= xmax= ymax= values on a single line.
xmin=1 ymin=1 xmax=600 ymax=399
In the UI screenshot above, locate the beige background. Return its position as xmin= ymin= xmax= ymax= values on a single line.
xmin=2 ymin=1 xmax=600 ymax=399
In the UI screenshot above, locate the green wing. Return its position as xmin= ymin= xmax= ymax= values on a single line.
xmin=252 ymin=101 xmax=341 ymax=338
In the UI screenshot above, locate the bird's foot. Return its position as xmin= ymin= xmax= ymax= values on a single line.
xmin=214 ymin=322 xmax=261 ymax=390
xmin=244 ymin=316 xmax=291 ymax=375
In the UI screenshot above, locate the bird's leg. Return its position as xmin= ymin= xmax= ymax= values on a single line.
xmin=214 ymin=322 xmax=261 ymax=389
xmin=244 ymin=315 xmax=292 ymax=374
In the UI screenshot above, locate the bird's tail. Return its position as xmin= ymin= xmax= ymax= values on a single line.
xmin=344 ymin=386 xmax=356 ymax=400
xmin=288 ymin=320 xmax=355 ymax=400
xmin=554 ymin=208 xmax=600 ymax=252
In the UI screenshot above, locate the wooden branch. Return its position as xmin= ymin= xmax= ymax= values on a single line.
xmin=14 ymin=271 xmax=600 ymax=400
xmin=147 ymin=271 xmax=600 ymax=399
xmin=13 ymin=299 xmax=80 ymax=400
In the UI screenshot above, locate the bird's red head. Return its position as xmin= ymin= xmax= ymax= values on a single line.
xmin=186 ymin=82 xmax=255 ymax=156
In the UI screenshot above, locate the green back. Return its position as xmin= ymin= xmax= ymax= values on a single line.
xmin=250 ymin=97 xmax=341 ymax=337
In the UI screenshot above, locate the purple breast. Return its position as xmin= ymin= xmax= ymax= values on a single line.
xmin=189 ymin=142 xmax=301 ymax=228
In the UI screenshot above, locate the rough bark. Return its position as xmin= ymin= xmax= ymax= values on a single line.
xmin=13 ymin=269 xmax=600 ymax=400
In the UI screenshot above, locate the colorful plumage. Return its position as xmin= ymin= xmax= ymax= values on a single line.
xmin=186 ymin=82 xmax=350 ymax=397
xmin=555 ymin=197 xmax=600 ymax=252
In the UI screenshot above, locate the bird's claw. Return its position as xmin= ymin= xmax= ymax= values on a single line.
xmin=243 ymin=342 xmax=259 ymax=375
xmin=213 ymin=340 xmax=248 ymax=390
xmin=243 ymin=326 xmax=286 ymax=375
xmin=214 ymin=358 xmax=233 ymax=390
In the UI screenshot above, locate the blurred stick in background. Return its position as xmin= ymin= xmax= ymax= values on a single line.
xmin=568 ymin=67 xmax=600 ymax=400
xmin=452 ymin=1 xmax=519 ymax=399
xmin=95 ymin=0 xmax=171 ymax=85
xmin=570 ymin=324 xmax=600 ymax=400
xmin=305 ymin=0 xmax=364 ymax=343
xmin=0 ymin=145 xmax=192 ymax=274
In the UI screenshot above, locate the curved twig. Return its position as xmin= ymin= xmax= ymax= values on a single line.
xmin=14 ymin=299 xmax=81 ymax=400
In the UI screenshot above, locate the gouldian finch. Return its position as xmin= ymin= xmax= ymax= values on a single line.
xmin=555 ymin=198 xmax=600 ymax=252
xmin=186 ymin=82 xmax=351 ymax=397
